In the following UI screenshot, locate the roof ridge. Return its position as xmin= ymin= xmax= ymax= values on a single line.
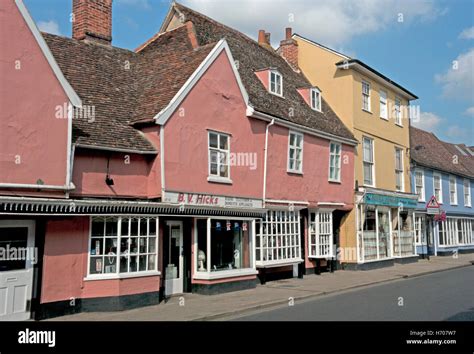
xmin=135 ymin=21 xmax=191 ymax=53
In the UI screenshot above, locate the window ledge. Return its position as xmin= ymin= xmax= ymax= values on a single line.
xmin=84 ymin=271 xmax=161 ymax=282
xmin=380 ymin=116 xmax=388 ymax=120
xmin=328 ymin=179 xmax=341 ymax=184
xmin=256 ymin=258 xmax=303 ymax=268
xmin=395 ymin=123 xmax=403 ymax=127
xmin=362 ymin=109 xmax=372 ymax=114
xmin=287 ymin=169 xmax=303 ymax=175
xmin=193 ymin=268 xmax=257 ymax=280
xmin=207 ymin=176 xmax=233 ymax=184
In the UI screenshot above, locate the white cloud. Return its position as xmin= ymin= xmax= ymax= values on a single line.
xmin=465 ymin=107 xmax=474 ymax=117
xmin=446 ymin=125 xmax=467 ymax=139
xmin=435 ymin=49 xmax=474 ymax=101
xmin=116 ymin=0 xmax=151 ymax=9
xmin=37 ymin=20 xmax=61 ymax=35
xmin=182 ymin=0 xmax=445 ymax=48
xmin=411 ymin=111 xmax=443 ymax=131
xmin=459 ymin=26 xmax=474 ymax=40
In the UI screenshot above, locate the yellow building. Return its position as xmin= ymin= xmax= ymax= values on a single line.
xmin=290 ymin=33 xmax=419 ymax=268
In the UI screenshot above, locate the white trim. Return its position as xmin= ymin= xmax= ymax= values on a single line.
xmin=75 ymin=144 xmax=157 ymax=155
xmin=15 ymin=0 xmax=82 ymax=108
xmin=287 ymin=130 xmax=304 ymax=173
xmin=269 ymin=70 xmax=283 ymax=97
xmin=208 ymin=130 xmax=231 ymax=181
xmin=362 ymin=80 xmax=371 ymax=112
xmin=266 ymin=199 xmax=309 ymax=205
xmin=207 ymin=176 xmax=233 ymax=184
xmin=449 ymin=175 xmax=458 ymax=205
xmin=246 ymin=105 xmax=358 ymax=146
xmin=414 ymin=168 xmax=425 ymax=202
xmin=256 ymin=259 xmax=303 ymax=268
xmin=193 ymin=268 xmax=257 ymax=280
xmin=328 ymin=141 xmax=342 ymax=182
xmin=337 ymin=61 xmax=417 ymax=100
xmin=155 ymin=39 xmax=249 ymax=125
xmin=463 ymin=178 xmax=471 ymax=207
xmin=66 ymin=103 xmax=73 ymax=188
xmin=310 ymin=88 xmax=322 ymax=112
xmin=394 ymin=147 xmax=404 ymax=192
xmin=433 ymin=172 xmax=443 ymax=204
xmin=262 ymin=119 xmax=275 ymax=208
xmin=293 ymin=34 xmax=351 ymax=60
xmin=317 ymin=202 xmax=345 ymax=207
xmin=362 ymin=136 xmax=375 ymax=187
xmin=394 ymin=97 xmax=403 ymax=126
xmin=160 ymin=125 xmax=166 ymax=198
xmin=84 ymin=271 xmax=161 ymax=281
xmin=379 ymin=90 xmax=388 ymax=120
xmin=0 ymin=183 xmax=74 ymax=191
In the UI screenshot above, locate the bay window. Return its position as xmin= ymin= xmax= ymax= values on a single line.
xmin=449 ymin=175 xmax=457 ymax=205
xmin=89 ymin=217 xmax=158 ymax=277
xmin=195 ymin=218 xmax=255 ymax=278
xmin=288 ymin=131 xmax=303 ymax=173
xmin=256 ymin=210 xmax=301 ymax=265
xmin=329 ymin=142 xmax=342 ymax=182
xmin=363 ymin=137 xmax=374 ymax=186
xmin=433 ymin=173 xmax=443 ymax=203
xmin=208 ymin=131 xmax=230 ymax=180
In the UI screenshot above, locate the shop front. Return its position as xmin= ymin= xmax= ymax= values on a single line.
xmin=355 ymin=189 xmax=418 ymax=268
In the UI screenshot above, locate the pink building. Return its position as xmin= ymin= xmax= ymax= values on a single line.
xmin=0 ymin=0 xmax=356 ymax=320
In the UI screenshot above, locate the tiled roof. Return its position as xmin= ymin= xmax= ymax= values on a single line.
xmin=410 ymin=126 xmax=474 ymax=178
xmin=43 ymin=32 xmax=155 ymax=152
xmin=43 ymin=24 xmax=213 ymax=152
xmin=171 ymin=3 xmax=356 ymax=142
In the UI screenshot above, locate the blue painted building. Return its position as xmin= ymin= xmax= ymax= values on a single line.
xmin=410 ymin=127 xmax=474 ymax=256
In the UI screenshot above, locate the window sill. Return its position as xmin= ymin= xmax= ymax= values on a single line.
xmin=256 ymin=258 xmax=303 ymax=268
xmin=395 ymin=123 xmax=403 ymax=127
xmin=207 ymin=176 xmax=233 ymax=184
xmin=84 ymin=271 xmax=161 ymax=282
xmin=287 ymin=169 xmax=303 ymax=175
xmin=380 ymin=116 xmax=388 ymax=120
xmin=193 ymin=268 xmax=257 ymax=280
xmin=363 ymin=183 xmax=375 ymax=188
xmin=328 ymin=179 xmax=341 ymax=184
xmin=362 ymin=109 xmax=372 ymax=114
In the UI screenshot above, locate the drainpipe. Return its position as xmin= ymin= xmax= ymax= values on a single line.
xmin=262 ymin=119 xmax=275 ymax=208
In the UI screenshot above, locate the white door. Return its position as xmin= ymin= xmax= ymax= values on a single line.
xmin=0 ymin=220 xmax=35 ymax=321
xmin=164 ymin=221 xmax=183 ymax=296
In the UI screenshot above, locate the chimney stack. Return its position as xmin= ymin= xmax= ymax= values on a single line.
xmin=278 ymin=27 xmax=298 ymax=70
xmin=258 ymin=29 xmax=273 ymax=50
xmin=73 ymin=0 xmax=113 ymax=45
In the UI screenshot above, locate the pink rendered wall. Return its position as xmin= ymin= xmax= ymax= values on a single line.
xmin=265 ymin=124 xmax=355 ymax=207
xmin=41 ymin=217 xmax=160 ymax=304
xmin=255 ymin=70 xmax=269 ymax=90
xmin=0 ymin=1 xmax=70 ymax=189
xmin=164 ymin=51 xmax=266 ymax=198
xmin=72 ymin=150 xmax=159 ymax=198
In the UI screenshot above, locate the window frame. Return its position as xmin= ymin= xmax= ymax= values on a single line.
xmin=328 ymin=141 xmax=342 ymax=182
xmin=362 ymin=81 xmax=371 ymax=112
xmin=310 ymin=88 xmax=322 ymax=112
xmin=362 ymin=136 xmax=375 ymax=187
xmin=287 ymin=131 xmax=304 ymax=174
xmin=379 ymin=90 xmax=388 ymax=120
xmin=394 ymin=147 xmax=404 ymax=192
xmin=394 ymin=97 xmax=402 ymax=126
xmin=208 ymin=130 xmax=231 ymax=183
xmin=414 ymin=169 xmax=425 ymax=202
xmin=464 ymin=178 xmax=471 ymax=207
xmin=86 ymin=217 xmax=160 ymax=280
xmin=269 ymin=70 xmax=283 ymax=97
xmin=449 ymin=175 xmax=457 ymax=205
xmin=308 ymin=211 xmax=334 ymax=258
xmin=433 ymin=172 xmax=443 ymax=204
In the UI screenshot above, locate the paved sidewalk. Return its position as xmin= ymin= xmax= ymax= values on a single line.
xmin=49 ymin=254 xmax=473 ymax=321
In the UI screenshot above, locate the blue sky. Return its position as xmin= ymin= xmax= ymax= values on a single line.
xmin=24 ymin=0 xmax=473 ymax=145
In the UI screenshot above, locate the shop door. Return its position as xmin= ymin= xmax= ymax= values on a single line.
xmin=164 ymin=221 xmax=183 ymax=296
xmin=0 ymin=221 xmax=35 ymax=321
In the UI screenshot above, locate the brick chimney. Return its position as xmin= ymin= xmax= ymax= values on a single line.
xmin=279 ymin=27 xmax=298 ymax=70
xmin=258 ymin=29 xmax=273 ymax=49
xmin=72 ymin=0 xmax=113 ymax=45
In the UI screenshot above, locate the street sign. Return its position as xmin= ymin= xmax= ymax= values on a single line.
xmin=426 ymin=195 xmax=440 ymax=215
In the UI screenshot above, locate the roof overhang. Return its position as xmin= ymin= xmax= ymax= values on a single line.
xmin=75 ymin=143 xmax=157 ymax=155
xmin=336 ymin=60 xmax=418 ymax=100
xmin=246 ymin=106 xmax=358 ymax=146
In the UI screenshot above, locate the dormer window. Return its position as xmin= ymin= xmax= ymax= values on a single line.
xmin=269 ymin=70 xmax=282 ymax=96
xmin=311 ymin=88 xmax=321 ymax=111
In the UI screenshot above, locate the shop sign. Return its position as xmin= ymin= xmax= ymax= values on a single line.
xmin=164 ymin=191 xmax=263 ymax=209
xmin=364 ymin=193 xmax=417 ymax=208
